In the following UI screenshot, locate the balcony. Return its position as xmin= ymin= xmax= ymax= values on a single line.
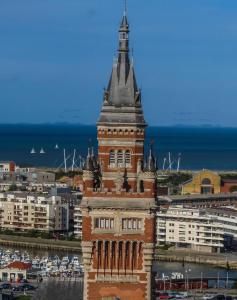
xmin=34 ymin=214 xmax=47 ymax=218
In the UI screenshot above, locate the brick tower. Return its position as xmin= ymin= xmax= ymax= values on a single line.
xmin=81 ymin=9 xmax=157 ymax=300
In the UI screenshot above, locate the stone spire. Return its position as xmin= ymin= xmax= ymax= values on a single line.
xmin=145 ymin=146 xmax=157 ymax=172
xmin=97 ymin=10 xmax=146 ymax=127
xmin=84 ymin=148 xmax=94 ymax=171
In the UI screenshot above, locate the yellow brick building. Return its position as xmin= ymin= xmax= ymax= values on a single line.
xmin=182 ymin=170 xmax=221 ymax=195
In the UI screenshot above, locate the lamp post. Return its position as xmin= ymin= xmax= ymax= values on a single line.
xmin=200 ymin=272 xmax=203 ymax=292
xmin=185 ymin=269 xmax=191 ymax=292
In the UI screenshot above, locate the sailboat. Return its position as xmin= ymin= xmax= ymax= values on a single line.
xmin=30 ymin=147 xmax=36 ymax=154
xmin=55 ymin=144 xmax=59 ymax=150
xmin=40 ymin=148 xmax=45 ymax=154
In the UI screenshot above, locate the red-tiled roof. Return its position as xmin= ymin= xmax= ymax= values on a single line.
xmin=6 ymin=261 xmax=31 ymax=270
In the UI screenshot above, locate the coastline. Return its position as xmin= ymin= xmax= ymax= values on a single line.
xmin=155 ymin=249 xmax=237 ymax=269
xmin=0 ymin=234 xmax=81 ymax=253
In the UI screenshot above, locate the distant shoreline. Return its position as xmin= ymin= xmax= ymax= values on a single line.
xmin=155 ymin=249 xmax=237 ymax=269
xmin=0 ymin=123 xmax=235 ymax=129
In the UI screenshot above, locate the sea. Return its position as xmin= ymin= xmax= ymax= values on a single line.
xmin=1 ymin=124 xmax=237 ymax=171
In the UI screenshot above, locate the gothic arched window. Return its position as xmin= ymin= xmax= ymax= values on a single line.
xmin=201 ymin=178 xmax=213 ymax=194
xmin=125 ymin=150 xmax=131 ymax=165
xmin=109 ymin=150 xmax=115 ymax=166
xmin=201 ymin=178 xmax=211 ymax=185
xmin=117 ymin=150 xmax=124 ymax=166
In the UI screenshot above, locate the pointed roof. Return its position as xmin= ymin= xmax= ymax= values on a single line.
xmin=120 ymin=14 xmax=129 ymax=32
xmin=97 ymin=11 xmax=146 ymax=127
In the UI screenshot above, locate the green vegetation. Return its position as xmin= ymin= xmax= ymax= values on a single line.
xmin=8 ymin=184 xmax=18 ymax=191
xmin=0 ymin=229 xmax=78 ymax=241
xmin=157 ymin=172 xmax=192 ymax=186
xmin=15 ymin=296 xmax=31 ymax=300
xmin=55 ymin=170 xmax=82 ymax=180
xmin=157 ymin=243 xmax=174 ymax=250
xmin=229 ymin=185 xmax=237 ymax=193
xmin=219 ymin=172 xmax=237 ymax=179
xmin=32 ymin=280 xmax=83 ymax=300
xmin=232 ymin=280 xmax=237 ymax=289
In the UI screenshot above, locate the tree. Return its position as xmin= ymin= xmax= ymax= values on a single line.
xmin=8 ymin=184 xmax=17 ymax=191
xmin=229 ymin=185 xmax=237 ymax=193
xmin=32 ymin=280 xmax=84 ymax=300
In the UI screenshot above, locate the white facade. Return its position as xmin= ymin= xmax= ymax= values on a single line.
xmin=157 ymin=206 xmax=237 ymax=253
xmin=0 ymin=161 xmax=15 ymax=172
xmin=0 ymin=192 xmax=69 ymax=232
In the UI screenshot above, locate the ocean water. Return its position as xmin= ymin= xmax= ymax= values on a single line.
xmin=1 ymin=124 xmax=237 ymax=170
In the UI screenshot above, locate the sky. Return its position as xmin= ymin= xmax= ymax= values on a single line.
xmin=1 ymin=0 xmax=237 ymax=126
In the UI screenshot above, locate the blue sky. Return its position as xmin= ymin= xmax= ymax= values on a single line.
xmin=1 ymin=0 xmax=237 ymax=126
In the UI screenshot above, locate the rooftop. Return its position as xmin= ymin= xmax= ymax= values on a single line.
xmin=5 ymin=261 xmax=31 ymax=270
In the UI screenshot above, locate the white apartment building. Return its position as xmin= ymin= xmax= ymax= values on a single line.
xmin=0 ymin=192 xmax=69 ymax=232
xmin=157 ymin=206 xmax=237 ymax=253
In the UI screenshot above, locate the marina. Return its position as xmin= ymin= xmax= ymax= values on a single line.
xmin=0 ymin=245 xmax=235 ymax=284
xmin=0 ymin=247 xmax=84 ymax=280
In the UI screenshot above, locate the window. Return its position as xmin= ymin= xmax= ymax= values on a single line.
xmin=109 ymin=150 xmax=115 ymax=165
xmin=122 ymin=218 xmax=142 ymax=230
xmin=202 ymin=178 xmax=211 ymax=185
xmin=117 ymin=150 xmax=124 ymax=165
xmin=125 ymin=150 xmax=131 ymax=165
xmin=140 ymin=180 xmax=144 ymax=192
xmin=94 ymin=218 xmax=114 ymax=229
xmin=120 ymin=32 xmax=128 ymax=40
xmin=201 ymin=178 xmax=213 ymax=194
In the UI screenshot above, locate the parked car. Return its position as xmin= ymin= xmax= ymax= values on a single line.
xmin=215 ymin=295 xmax=226 ymax=300
xmin=202 ymin=294 xmax=215 ymax=300
xmin=21 ymin=284 xmax=37 ymax=291
xmin=0 ymin=283 xmax=12 ymax=290
xmin=12 ymin=284 xmax=36 ymax=292
xmin=19 ymin=279 xmax=29 ymax=284
xmin=159 ymin=292 xmax=174 ymax=299
xmin=12 ymin=285 xmax=24 ymax=292
xmin=169 ymin=292 xmax=187 ymax=299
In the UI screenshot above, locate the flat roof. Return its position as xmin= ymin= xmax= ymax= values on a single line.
xmin=159 ymin=193 xmax=237 ymax=202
